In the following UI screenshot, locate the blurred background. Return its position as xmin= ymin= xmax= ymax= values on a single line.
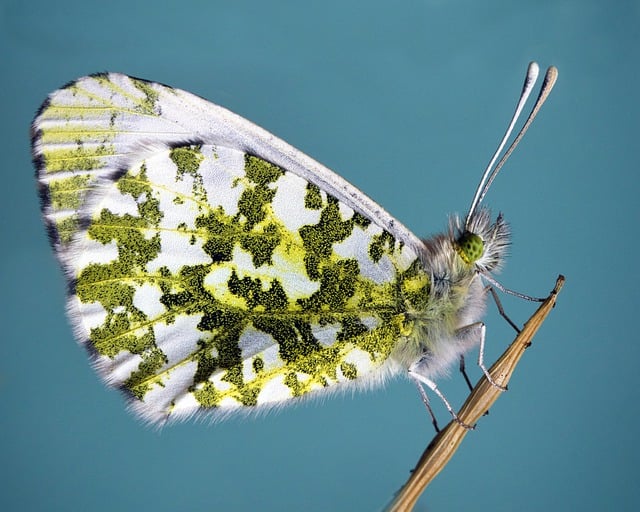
xmin=1 ymin=1 xmax=638 ymax=510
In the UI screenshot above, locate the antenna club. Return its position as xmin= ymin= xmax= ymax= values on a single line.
xmin=465 ymin=62 xmax=558 ymax=229
xmin=544 ymin=66 xmax=559 ymax=88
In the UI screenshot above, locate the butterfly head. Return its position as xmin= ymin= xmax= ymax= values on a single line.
xmin=452 ymin=209 xmax=510 ymax=273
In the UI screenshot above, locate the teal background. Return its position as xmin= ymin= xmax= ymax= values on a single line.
xmin=1 ymin=1 xmax=638 ymax=511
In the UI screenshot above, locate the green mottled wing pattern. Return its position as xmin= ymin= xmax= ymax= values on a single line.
xmin=32 ymin=74 xmax=430 ymax=424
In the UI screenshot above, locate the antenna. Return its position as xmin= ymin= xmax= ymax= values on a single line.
xmin=465 ymin=63 xmax=559 ymax=230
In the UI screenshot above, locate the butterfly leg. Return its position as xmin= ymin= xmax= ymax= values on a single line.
xmin=481 ymin=271 xmax=545 ymax=302
xmin=411 ymin=377 xmax=441 ymax=432
xmin=408 ymin=370 xmax=475 ymax=431
xmin=459 ymin=355 xmax=474 ymax=392
xmin=485 ymin=284 xmax=521 ymax=333
xmin=459 ymin=354 xmax=490 ymax=416
xmin=472 ymin=322 xmax=508 ymax=391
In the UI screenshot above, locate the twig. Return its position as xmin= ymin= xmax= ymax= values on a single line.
xmin=386 ymin=275 xmax=565 ymax=512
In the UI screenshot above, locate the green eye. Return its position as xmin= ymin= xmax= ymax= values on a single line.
xmin=456 ymin=231 xmax=484 ymax=264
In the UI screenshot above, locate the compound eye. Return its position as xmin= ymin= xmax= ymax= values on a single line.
xmin=456 ymin=231 xmax=484 ymax=264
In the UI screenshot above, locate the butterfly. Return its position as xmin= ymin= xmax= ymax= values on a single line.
xmin=31 ymin=62 xmax=557 ymax=428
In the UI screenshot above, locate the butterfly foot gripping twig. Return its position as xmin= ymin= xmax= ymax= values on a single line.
xmin=410 ymin=373 xmax=476 ymax=431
